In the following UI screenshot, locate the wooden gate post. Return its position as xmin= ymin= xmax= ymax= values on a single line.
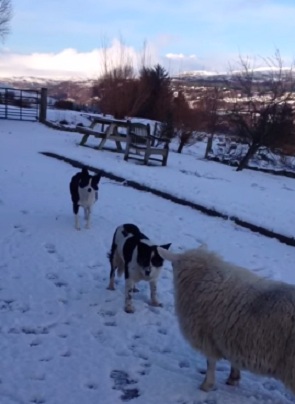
xmin=39 ymin=87 xmax=48 ymax=122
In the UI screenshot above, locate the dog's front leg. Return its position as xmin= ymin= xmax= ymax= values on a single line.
xmin=85 ymin=207 xmax=91 ymax=229
xmin=149 ymin=280 xmax=162 ymax=307
xmin=73 ymin=203 xmax=80 ymax=230
xmin=124 ymin=279 xmax=135 ymax=313
xmin=75 ymin=214 xmax=80 ymax=230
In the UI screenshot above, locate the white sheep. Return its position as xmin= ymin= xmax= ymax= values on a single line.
xmin=157 ymin=244 xmax=295 ymax=394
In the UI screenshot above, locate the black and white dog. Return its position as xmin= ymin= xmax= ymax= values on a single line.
xmin=107 ymin=223 xmax=171 ymax=313
xmin=69 ymin=167 xmax=101 ymax=230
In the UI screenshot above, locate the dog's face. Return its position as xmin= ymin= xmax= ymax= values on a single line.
xmin=78 ymin=174 xmax=101 ymax=206
xmin=137 ymin=242 xmax=171 ymax=280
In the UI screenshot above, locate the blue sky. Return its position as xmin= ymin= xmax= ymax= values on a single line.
xmin=1 ymin=0 xmax=295 ymax=79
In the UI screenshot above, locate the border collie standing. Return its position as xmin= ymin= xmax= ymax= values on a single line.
xmin=107 ymin=223 xmax=171 ymax=313
xmin=69 ymin=167 xmax=101 ymax=230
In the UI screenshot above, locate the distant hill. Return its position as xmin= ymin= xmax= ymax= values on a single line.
xmin=0 ymin=67 xmax=292 ymax=107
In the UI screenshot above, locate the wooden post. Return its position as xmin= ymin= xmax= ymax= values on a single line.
xmin=39 ymin=87 xmax=48 ymax=122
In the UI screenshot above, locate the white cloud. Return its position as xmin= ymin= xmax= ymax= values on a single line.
xmin=0 ymin=40 xmax=159 ymax=79
xmin=166 ymin=53 xmax=186 ymax=60
xmin=0 ymin=48 xmax=98 ymax=79
xmin=166 ymin=53 xmax=197 ymax=60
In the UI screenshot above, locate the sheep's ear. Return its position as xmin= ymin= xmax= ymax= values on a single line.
xmin=157 ymin=246 xmax=177 ymax=262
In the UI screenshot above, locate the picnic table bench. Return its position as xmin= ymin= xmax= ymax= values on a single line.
xmin=124 ymin=122 xmax=170 ymax=166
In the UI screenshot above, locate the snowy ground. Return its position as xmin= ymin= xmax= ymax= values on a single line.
xmin=1 ymin=119 xmax=295 ymax=403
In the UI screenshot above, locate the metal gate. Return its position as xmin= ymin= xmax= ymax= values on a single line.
xmin=0 ymin=87 xmax=40 ymax=121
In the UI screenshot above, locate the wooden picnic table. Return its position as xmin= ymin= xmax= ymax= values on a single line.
xmin=76 ymin=114 xmax=170 ymax=165
xmin=77 ymin=115 xmax=130 ymax=152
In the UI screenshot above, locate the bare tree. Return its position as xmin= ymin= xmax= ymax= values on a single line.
xmin=0 ymin=0 xmax=12 ymax=41
xmin=94 ymin=64 xmax=136 ymax=118
xmin=199 ymin=86 xmax=224 ymax=158
xmin=93 ymin=36 xmax=137 ymax=118
xmin=172 ymin=91 xmax=197 ymax=153
xmin=228 ymin=51 xmax=295 ymax=171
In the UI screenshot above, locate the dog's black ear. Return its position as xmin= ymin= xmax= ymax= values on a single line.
xmin=92 ymin=174 xmax=101 ymax=186
xmin=160 ymin=243 xmax=171 ymax=250
xmin=81 ymin=167 xmax=89 ymax=177
xmin=90 ymin=174 xmax=101 ymax=192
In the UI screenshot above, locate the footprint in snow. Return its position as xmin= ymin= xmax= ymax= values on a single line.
xmin=137 ymin=361 xmax=151 ymax=376
xmin=14 ymin=224 xmax=30 ymax=236
xmin=54 ymin=280 xmax=68 ymax=288
xmin=30 ymin=396 xmax=46 ymax=404
xmin=251 ymin=183 xmax=265 ymax=191
xmin=282 ymin=184 xmax=295 ymax=192
xmin=39 ymin=356 xmax=52 ymax=363
xmin=45 ymin=272 xmax=67 ymax=289
xmin=0 ymin=299 xmax=15 ymax=312
xmin=21 ymin=326 xmax=50 ymax=335
xmin=134 ymin=351 xmax=149 ymax=361
xmin=110 ymin=370 xmax=140 ymax=402
xmin=44 ymin=243 xmax=64 ymax=262
xmin=158 ymin=327 xmax=168 ymax=335
xmin=98 ymin=309 xmax=116 ymax=318
xmin=58 ymin=333 xmax=68 ymax=339
xmin=178 ymin=360 xmax=190 ymax=369
xmin=46 ymin=272 xmax=58 ymax=280
xmin=10 ymin=326 xmax=45 ymax=335
xmin=85 ymin=382 xmax=98 ymax=390
xmin=30 ymin=338 xmax=42 ymax=347
xmin=104 ymin=321 xmax=117 ymax=327
xmin=148 ymin=306 xmax=162 ymax=314
xmin=44 ymin=243 xmax=55 ymax=254
xmin=60 ymin=350 xmax=71 ymax=358
xmin=91 ymin=330 xmax=106 ymax=343
xmin=30 ymin=373 xmax=46 ymax=381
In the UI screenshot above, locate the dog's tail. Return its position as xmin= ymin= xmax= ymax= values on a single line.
xmin=107 ymin=229 xmax=126 ymax=278
xmin=107 ymin=229 xmax=117 ymax=265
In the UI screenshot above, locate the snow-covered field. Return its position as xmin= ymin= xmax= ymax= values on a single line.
xmin=1 ymin=117 xmax=295 ymax=403
xmin=46 ymin=110 xmax=295 ymax=240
